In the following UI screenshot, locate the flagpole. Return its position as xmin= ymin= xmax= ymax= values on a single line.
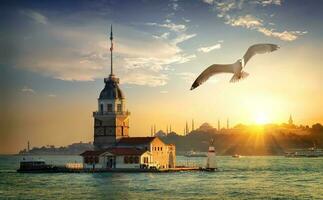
xmin=110 ymin=24 xmax=113 ymax=76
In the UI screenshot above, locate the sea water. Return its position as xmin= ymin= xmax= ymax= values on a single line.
xmin=0 ymin=155 xmax=322 ymax=199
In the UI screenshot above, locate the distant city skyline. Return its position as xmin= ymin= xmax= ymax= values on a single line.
xmin=1 ymin=0 xmax=323 ymax=154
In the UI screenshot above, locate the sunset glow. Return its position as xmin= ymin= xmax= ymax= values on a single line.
xmin=1 ymin=0 xmax=323 ymax=154
xmin=255 ymin=112 xmax=269 ymax=125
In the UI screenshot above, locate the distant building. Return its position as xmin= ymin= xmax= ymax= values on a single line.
xmin=81 ymin=26 xmax=176 ymax=170
xmin=198 ymin=123 xmax=215 ymax=132
xmin=155 ymin=130 xmax=167 ymax=137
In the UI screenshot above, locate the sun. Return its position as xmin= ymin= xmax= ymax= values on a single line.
xmin=255 ymin=112 xmax=269 ymax=124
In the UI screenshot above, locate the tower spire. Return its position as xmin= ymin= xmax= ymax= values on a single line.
xmin=109 ymin=24 xmax=114 ymax=76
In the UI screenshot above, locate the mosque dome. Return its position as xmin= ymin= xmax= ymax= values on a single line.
xmin=99 ymin=76 xmax=125 ymax=100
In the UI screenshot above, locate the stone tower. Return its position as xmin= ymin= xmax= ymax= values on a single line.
xmin=93 ymin=25 xmax=130 ymax=150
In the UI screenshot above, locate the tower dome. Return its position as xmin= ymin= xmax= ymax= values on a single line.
xmin=99 ymin=75 xmax=125 ymax=100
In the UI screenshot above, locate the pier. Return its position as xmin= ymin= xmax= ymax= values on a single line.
xmin=17 ymin=166 xmax=215 ymax=173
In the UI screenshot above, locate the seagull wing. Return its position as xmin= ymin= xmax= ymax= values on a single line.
xmin=191 ymin=64 xmax=235 ymax=90
xmin=243 ymin=44 xmax=279 ymax=67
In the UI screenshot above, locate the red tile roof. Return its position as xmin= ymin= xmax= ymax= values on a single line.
xmin=107 ymin=147 xmax=148 ymax=156
xmin=80 ymin=150 xmax=106 ymax=156
xmin=116 ymin=137 xmax=156 ymax=146
xmin=80 ymin=148 xmax=148 ymax=157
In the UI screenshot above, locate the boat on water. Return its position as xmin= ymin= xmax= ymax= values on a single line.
xmin=184 ymin=150 xmax=207 ymax=157
xmin=285 ymin=147 xmax=323 ymax=157
xmin=232 ymin=154 xmax=242 ymax=158
xmin=17 ymin=159 xmax=56 ymax=172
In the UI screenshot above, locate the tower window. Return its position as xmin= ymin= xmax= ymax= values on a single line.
xmin=100 ymin=104 xmax=104 ymax=113
xmin=117 ymin=104 xmax=122 ymax=112
xmin=107 ymin=104 xmax=112 ymax=112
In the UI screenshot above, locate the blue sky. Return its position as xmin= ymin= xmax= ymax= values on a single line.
xmin=1 ymin=0 xmax=323 ymax=153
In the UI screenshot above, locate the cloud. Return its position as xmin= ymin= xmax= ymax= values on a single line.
xmin=226 ymin=15 xmax=305 ymax=41
xmin=182 ymin=18 xmax=191 ymax=23
xmin=160 ymin=90 xmax=169 ymax=94
xmin=202 ymin=0 xmax=214 ymax=5
xmin=204 ymin=0 xmax=306 ymax=41
xmin=256 ymin=27 xmax=306 ymax=41
xmin=146 ymin=22 xmax=186 ymax=32
xmin=198 ymin=43 xmax=222 ymax=53
xmin=153 ymin=32 xmax=170 ymax=40
xmin=215 ymin=0 xmax=238 ymax=15
xmin=21 ymin=86 xmax=35 ymax=94
xmin=6 ymin=9 xmax=196 ymax=87
xmin=122 ymin=72 xmax=168 ymax=87
xmin=48 ymin=94 xmax=57 ymax=98
xmin=147 ymin=20 xmax=196 ymax=44
xmin=177 ymin=72 xmax=196 ymax=83
xmin=124 ymin=53 xmax=196 ymax=72
xmin=12 ymin=21 xmax=196 ymax=86
xmin=169 ymin=0 xmax=179 ymax=11
xmin=252 ymin=0 xmax=282 ymax=6
xmin=226 ymin=15 xmax=262 ymax=28
xmin=172 ymin=33 xmax=197 ymax=44
xmin=20 ymin=9 xmax=48 ymax=25
xmin=116 ymin=19 xmax=197 ymax=86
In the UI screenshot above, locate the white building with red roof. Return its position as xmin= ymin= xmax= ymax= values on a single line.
xmin=81 ymin=137 xmax=175 ymax=170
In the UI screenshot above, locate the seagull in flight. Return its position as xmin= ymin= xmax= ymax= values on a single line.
xmin=190 ymin=43 xmax=279 ymax=90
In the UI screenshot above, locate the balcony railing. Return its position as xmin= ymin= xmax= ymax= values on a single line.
xmin=93 ymin=111 xmax=131 ymax=116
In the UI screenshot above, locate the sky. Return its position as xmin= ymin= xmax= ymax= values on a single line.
xmin=1 ymin=0 xmax=323 ymax=154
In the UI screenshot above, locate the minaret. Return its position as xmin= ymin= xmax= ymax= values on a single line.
xmin=192 ymin=119 xmax=194 ymax=132
xmin=186 ymin=121 xmax=189 ymax=135
xmin=289 ymin=114 xmax=293 ymax=125
xmin=93 ymin=25 xmax=130 ymax=150
xmin=218 ymin=120 xmax=220 ymax=130
xmin=27 ymin=141 xmax=30 ymax=152
xmin=166 ymin=125 xmax=169 ymax=135
xmin=227 ymin=118 xmax=229 ymax=129
xmin=150 ymin=125 xmax=153 ymax=137
xmin=154 ymin=124 xmax=156 ymax=136
xmin=170 ymin=124 xmax=172 ymax=133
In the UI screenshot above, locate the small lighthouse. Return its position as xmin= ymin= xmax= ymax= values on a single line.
xmin=206 ymin=139 xmax=217 ymax=170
